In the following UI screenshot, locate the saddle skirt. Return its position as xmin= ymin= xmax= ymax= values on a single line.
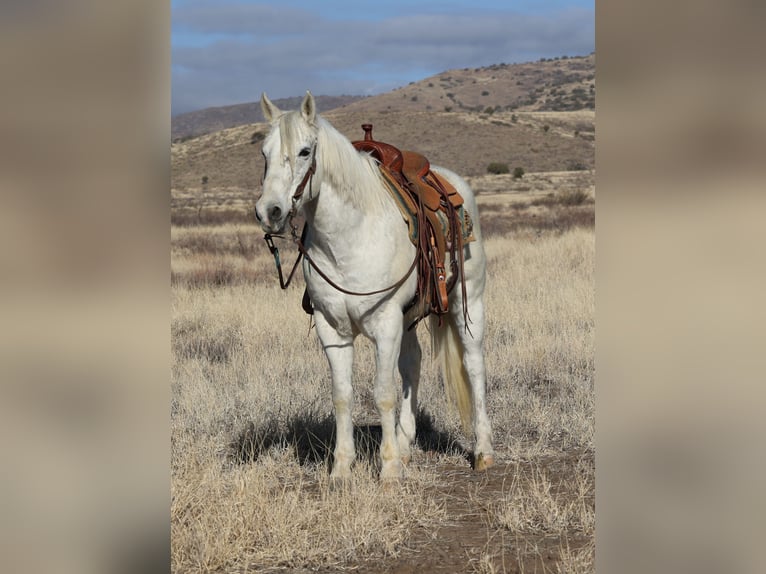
xmin=352 ymin=124 xmax=474 ymax=326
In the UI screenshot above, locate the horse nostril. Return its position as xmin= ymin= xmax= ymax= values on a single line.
xmin=270 ymin=205 xmax=282 ymax=220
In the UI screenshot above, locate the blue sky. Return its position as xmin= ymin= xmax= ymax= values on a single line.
xmin=172 ymin=0 xmax=594 ymax=115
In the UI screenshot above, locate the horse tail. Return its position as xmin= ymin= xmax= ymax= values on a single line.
xmin=431 ymin=313 xmax=474 ymax=437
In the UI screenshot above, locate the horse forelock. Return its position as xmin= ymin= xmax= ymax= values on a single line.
xmin=276 ymin=111 xmax=315 ymax=170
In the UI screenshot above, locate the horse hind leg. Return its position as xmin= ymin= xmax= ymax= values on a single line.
xmin=396 ymin=328 xmax=421 ymax=465
xmin=457 ymin=299 xmax=495 ymax=470
xmin=369 ymin=310 xmax=405 ymax=481
xmin=434 ymin=299 xmax=496 ymax=471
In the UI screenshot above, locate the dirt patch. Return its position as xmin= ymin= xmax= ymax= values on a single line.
xmin=357 ymin=449 xmax=594 ymax=574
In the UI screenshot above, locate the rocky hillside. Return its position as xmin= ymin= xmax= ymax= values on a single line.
xmin=336 ymin=53 xmax=594 ymax=115
xmin=171 ymin=54 xmax=595 ymax=191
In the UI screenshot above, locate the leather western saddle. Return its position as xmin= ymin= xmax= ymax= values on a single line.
xmin=352 ymin=124 xmax=474 ymax=327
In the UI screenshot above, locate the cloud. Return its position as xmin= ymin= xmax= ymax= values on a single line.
xmin=172 ymin=2 xmax=594 ymax=114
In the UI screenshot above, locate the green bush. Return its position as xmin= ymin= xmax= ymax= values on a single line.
xmin=513 ymin=167 xmax=525 ymax=179
xmin=487 ymin=162 xmax=510 ymax=174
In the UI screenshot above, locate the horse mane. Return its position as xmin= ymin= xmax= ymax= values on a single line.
xmin=278 ymin=111 xmax=391 ymax=213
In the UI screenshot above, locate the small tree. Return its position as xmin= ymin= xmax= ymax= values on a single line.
xmin=513 ymin=167 xmax=525 ymax=179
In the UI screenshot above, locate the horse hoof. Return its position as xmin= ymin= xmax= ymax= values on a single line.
xmin=474 ymin=453 xmax=495 ymax=471
xmin=380 ymin=463 xmax=403 ymax=483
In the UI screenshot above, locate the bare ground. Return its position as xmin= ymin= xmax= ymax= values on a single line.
xmin=234 ymin=438 xmax=594 ymax=574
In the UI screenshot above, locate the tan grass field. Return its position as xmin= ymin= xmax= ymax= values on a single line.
xmin=171 ymin=173 xmax=594 ymax=573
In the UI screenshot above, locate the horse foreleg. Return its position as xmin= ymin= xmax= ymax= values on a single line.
xmin=397 ymin=328 xmax=421 ymax=464
xmin=314 ymin=313 xmax=356 ymax=482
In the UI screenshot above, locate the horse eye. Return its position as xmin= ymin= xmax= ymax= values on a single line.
xmin=298 ymin=147 xmax=311 ymax=158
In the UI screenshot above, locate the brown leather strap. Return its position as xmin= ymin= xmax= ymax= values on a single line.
xmin=296 ymin=231 xmax=418 ymax=297
xmin=265 ymin=222 xmax=417 ymax=298
xmin=291 ymin=155 xmax=316 ymax=204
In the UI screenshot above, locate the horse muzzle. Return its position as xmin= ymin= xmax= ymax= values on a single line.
xmin=254 ymin=200 xmax=287 ymax=233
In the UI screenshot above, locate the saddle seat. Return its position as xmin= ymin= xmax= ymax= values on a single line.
xmin=352 ymin=124 xmax=474 ymax=325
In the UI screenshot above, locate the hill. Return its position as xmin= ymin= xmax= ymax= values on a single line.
xmin=171 ymin=54 xmax=595 ymax=191
xmin=172 ymin=95 xmax=366 ymax=141
xmin=171 ymin=108 xmax=593 ymax=191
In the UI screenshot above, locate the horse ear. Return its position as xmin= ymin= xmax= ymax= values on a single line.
xmin=261 ymin=92 xmax=282 ymax=122
xmin=300 ymin=90 xmax=316 ymax=124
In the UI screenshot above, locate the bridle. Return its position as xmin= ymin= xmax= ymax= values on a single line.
xmin=290 ymin=150 xmax=317 ymax=211
xmin=261 ymin=146 xmax=316 ymax=289
xmin=262 ymin=143 xmax=418 ymax=300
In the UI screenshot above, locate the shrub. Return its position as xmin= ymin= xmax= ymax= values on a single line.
xmin=513 ymin=167 xmax=525 ymax=179
xmin=567 ymin=160 xmax=589 ymax=171
xmin=558 ymin=189 xmax=590 ymax=205
xmin=487 ymin=162 xmax=510 ymax=175
xmin=250 ymin=132 xmax=265 ymax=144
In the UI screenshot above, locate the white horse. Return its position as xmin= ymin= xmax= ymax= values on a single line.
xmin=255 ymin=91 xmax=494 ymax=481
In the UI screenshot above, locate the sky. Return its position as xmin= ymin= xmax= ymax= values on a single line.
xmin=172 ymin=0 xmax=594 ymax=116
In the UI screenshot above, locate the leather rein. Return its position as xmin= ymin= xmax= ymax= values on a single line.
xmin=263 ymin=149 xmax=418 ymax=299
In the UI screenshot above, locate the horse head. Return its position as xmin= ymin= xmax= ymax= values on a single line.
xmin=255 ymin=91 xmax=318 ymax=233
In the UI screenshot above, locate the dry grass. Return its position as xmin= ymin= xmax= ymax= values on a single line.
xmin=172 ymin=447 xmax=447 ymax=572
xmin=171 ymin=175 xmax=594 ymax=572
xmin=491 ymin=457 xmax=595 ymax=535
